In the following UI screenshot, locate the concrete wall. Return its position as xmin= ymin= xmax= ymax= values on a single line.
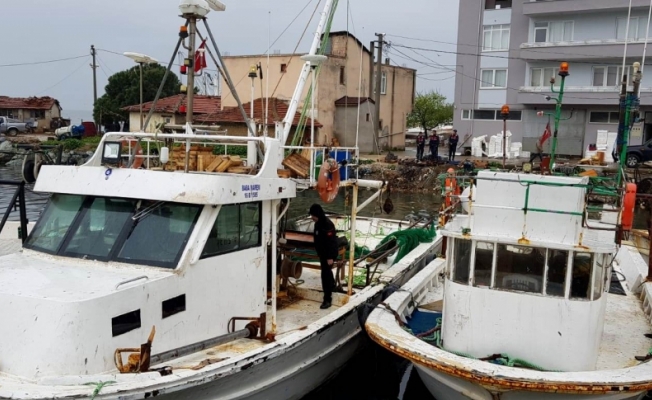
xmin=221 ymin=35 xmax=415 ymax=152
xmin=333 ymin=104 xmax=376 ymax=153
xmin=128 ymin=112 xmax=178 ymax=133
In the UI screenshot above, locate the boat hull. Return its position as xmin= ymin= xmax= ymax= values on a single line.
xmin=414 ymin=364 xmax=647 ymax=400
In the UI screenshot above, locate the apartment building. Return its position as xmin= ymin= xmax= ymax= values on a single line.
xmin=454 ymin=0 xmax=652 ymax=155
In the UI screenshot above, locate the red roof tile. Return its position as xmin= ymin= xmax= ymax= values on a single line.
xmin=195 ymin=97 xmax=322 ymax=128
xmin=334 ymin=96 xmax=375 ymax=106
xmin=122 ymin=95 xmax=221 ymax=115
xmin=0 ymin=96 xmax=60 ymax=110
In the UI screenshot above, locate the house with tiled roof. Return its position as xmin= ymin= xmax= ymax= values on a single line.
xmin=194 ymin=97 xmax=322 ymax=138
xmin=122 ymin=94 xmax=221 ymax=132
xmin=0 ymin=96 xmax=62 ymax=132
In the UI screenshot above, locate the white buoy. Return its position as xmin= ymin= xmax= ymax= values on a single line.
xmin=160 ymin=147 xmax=170 ymax=164
xmin=459 ymin=184 xmax=476 ymax=214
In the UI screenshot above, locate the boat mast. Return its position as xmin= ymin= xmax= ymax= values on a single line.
xmin=278 ymin=0 xmax=336 ymax=145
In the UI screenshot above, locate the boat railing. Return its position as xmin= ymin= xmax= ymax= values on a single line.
xmin=0 ymin=180 xmax=28 ymax=243
xmin=281 ymin=145 xmax=359 ymax=184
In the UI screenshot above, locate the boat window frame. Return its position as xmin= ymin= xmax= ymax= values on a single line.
xmin=448 ymin=238 xmax=610 ymax=301
xmin=23 ymin=194 xmax=203 ymax=269
xmin=200 ymin=201 xmax=263 ymax=259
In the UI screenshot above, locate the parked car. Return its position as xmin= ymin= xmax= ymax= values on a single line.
xmin=0 ymin=116 xmax=28 ymax=137
xmin=616 ymin=138 xmax=652 ymax=167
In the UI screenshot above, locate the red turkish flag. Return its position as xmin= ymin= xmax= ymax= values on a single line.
xmin=195 ymin=40 xmax=207 ymax=73
xmin=540 ymin=122 xmax=552 ymax=145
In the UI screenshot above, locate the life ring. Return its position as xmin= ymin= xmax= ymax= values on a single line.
xmin=444 ymin=168 xmax=460 ymax=208
xmin=122 ymin=139 xmax=144 ymax=169
xmin=316 ymin=159 xmax=340 ymax=203
xmin=621 ymin=182 xmax=637 ymax=231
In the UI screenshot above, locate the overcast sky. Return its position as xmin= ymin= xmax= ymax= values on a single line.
xmin=1 ymin=0 xmax=459 ymax=118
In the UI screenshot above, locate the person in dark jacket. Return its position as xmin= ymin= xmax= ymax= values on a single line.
xmin=310 ymin=204 xmax=339 ymax=309
xmin=429 ymin=131 xmax=440 ymax=162
xmin=448 ymin=130 xmax=459 ymax=162
xmin=416 ymin=132 xmax=426 ymax=161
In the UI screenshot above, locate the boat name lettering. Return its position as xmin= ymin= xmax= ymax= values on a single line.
xmin=242 ymin=184 xmax=261 ymax=199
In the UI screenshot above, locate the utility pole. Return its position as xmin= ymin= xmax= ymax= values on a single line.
xmin=374 ymin=33 xmax=384 ymax=154
xmin=368 ymin=40 xmax=375 ymax=101
xmin=90 ymin=45 xmax=98 ymax=121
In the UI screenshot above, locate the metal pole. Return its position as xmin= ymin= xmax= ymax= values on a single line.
xmin=622 ymin=0 xmax=634 ymax=84
xmin=186 ymin=17 xmax=196 ymax=125
xmin=271 ymin=200 xmax=278 ymax=333
xmin=617 ymin=74 xmax=629 ymax=186
xmin=310 ymin=66 xmax=316 ymax=185
xmin=640 ymin=0 xmax=652 ymax=80
xmin=18 ymin=182 xmax=27 ymax=243
xmin=549 ymin=74 xmax=566 ymax=169
xmin=347 ymin=184 xmax=359 ymax=296
xmin=502 ymin=118 xmax=506 ymax=169
xmin=91 ymin=45 xmax=97 ymax=119
xmin=374 ymin=33 xmax=384 ymax=154
xmin=139 ymin=62 xmax=144 ymax=131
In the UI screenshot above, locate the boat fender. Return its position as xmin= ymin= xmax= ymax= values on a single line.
xmin=356 ymin=301 xmax=376 ymax=331
xmin=21 ymin=154 xmax=36 ymax=184
xmin=622 ymin=183 xmax=637 ymax=231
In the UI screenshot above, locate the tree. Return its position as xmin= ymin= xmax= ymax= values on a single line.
xmin=407 ymin=91 xmax=454 ymax=134
xmin=93 ymin=64 xmax=182 ymax=126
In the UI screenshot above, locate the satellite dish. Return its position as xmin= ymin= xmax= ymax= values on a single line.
xmin=206 ymin=0 xmax=226 ymax=11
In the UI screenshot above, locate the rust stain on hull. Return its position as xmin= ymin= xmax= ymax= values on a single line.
xmin=366 ymin=325 xmax=652 ymax=395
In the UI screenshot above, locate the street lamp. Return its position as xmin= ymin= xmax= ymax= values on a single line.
xmin=300 ymin=54 xmax=328 ymax=184
xmin=500 ymin=104 xmax=510 ymax=169
xmin=548 ymin=61 xmax=570 ymax=170
xmin=124 ymin=52 xmax=159 ymax=131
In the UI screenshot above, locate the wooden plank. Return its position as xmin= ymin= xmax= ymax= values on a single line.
xmin=198 ymin=155 xmax=204 ymax=172
xmin=205 ymin=156 xmax=224 ymax=172
xmin=277 ymin=169 xmax=292 ymax=178
xmin=216 ymin=157 xmax=232 ymax=173
xmin=228 ymin=166 xmax=253 ymax=174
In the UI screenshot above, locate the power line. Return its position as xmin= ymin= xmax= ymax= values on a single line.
xmin=0 ymin=54 xmax=88 ymax=68
xmin=35 ymin=58 xmax=91 ymax=95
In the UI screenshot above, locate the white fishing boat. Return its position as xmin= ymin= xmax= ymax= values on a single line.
xmin=0 ymin=1 xmax=443 ymax=399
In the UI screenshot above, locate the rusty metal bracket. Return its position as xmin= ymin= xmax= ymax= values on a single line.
xmin=228 ymin=313 xmax=270 ymax=341
xmin=114 ymin=326 xmax=156 ymax=373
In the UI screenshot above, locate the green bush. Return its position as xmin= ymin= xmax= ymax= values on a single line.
xmin=62 ymin=139 xmax=83 ymax=150
xmin=212 ymin=145 xmax=247 ymax=157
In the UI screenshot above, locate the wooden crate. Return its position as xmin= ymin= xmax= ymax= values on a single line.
xmin=282 ymin=153 xmax=310 ymax=178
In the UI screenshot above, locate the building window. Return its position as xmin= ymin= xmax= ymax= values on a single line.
xmin=617 ymin=17 xmax=639 ymax=40
xmin=485 ymin=0 xmax=512 ymax=10
xmin=530 ymin=67 xmax=556 ymax=87
xmin=381 ymin=71 xmax=387 ymax=94
xmin=280 ymin=64 xmax=287 ymax=73
xmin=30 ymin=110 xmax=46 ymax=119
xmin=534 ymin=21 xmax=574 ymax=43
xmin=480 ymin=69 xmax=507 ymax=88
xmin=589 ymin=111 xmax=620 ymax=124
xmin=366 ymin=113 xmax=370 ymax=122
xmin=592 ymin=66 xmax=630 ymax=87
xmin=201 ymin=202 xmax=262 ymax=258
xmin=483 ymin=24 xmax=510 ymax=51
xmin=339 ymin=66 xmax=345 ymax=85
xmin=461 ymin=110 xmax=522 ymax=121
xmin=461 ymin=110 xmax=471 ymax=120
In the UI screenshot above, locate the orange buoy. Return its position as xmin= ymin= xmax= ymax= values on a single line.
xmin=316 ymin=159 xmax=340 ymax=203
xmin=122 ymin=139 xmax=144 ymax=169
xmin=622 ymin=182 xmax=637 ymax=231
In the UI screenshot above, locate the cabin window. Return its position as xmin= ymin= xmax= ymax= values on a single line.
xmin=61 ymin=198 xmax=133 ymax=260
xmin=571 ymin=252 xmax=593 ymax=299
xmin=162 ymin=294 xmax=186 ymax=318
xmin=473 ymin=241 xmax=494 ymax=287
xmin=112 ymin=309 xmax=141 ymax=337
xmin=452 ymin=239 xmax=472 ymax=284
xmin=546 ymin=249 xmax=568 ymax=297
xmin=495 ymin=244 xmax=545 ymax=294
xmin=592 ymin=255 xmax=605 ymax=300
xmin=201 ymin=202 xmax=262 ymax=258
xmin=116 ymin=203 xmax=202 ymax=268
xmin=25 ymin=194 xmax=84 ymax=254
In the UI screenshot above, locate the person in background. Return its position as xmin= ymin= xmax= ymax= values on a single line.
xmin=530 ymin=122 xmax=552 ymax=163
xmin=448 ymin=130 xmax=459 ymax=162
xmin=429 ymin=130 xmax=440 ymax=162
xmin=310 ymin=204 xmax=339 ymax=309
xmin=416 ymin=132 xmax=426 ymax=161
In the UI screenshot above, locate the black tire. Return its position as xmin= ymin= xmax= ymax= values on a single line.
xmin=22 ymin=158 xmax=36 ymax=183
xmin=7 ymin=128 xmax=18 ymax=137
xmin=626 ymin=153 xmax=640 ymax=168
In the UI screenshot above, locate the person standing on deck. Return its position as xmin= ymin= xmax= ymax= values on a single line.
xmin=448 ymin=130 xmax=459 ymax=162
xmin=429 ymin=130 xmax=440 ymax=162
xmin=310 ymin=204 xmax=339 ymax=309
xmin=416 ymin=132 xmax=426 ymax=161
xmin=529 ymin=122 xmax=552 ymax=163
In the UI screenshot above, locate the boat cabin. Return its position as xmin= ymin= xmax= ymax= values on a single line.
xmin=440 ymin=171 xmax=616 ymax=372
xmin=0 ymin=133 xmax=295 ymax=379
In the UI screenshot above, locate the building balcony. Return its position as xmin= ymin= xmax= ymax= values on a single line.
xmin=520 ymin=40 xmax=649 ymax=61
xmin=517 ymin=86 xmax=652 ymax=106
xmin=522 ymin=0 xmax=651 ymax=16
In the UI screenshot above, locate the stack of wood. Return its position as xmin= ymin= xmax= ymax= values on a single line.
xmin=281 ymin=153 xmax=310 ymax=178
xmin=164 ymin=146 xmax=251 ymax=174
xmin=578 ymin=151 xmax=606 ymax=166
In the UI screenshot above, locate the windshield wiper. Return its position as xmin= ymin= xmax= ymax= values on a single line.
xmin=132 ymin=201 xmax=165 ymax=221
